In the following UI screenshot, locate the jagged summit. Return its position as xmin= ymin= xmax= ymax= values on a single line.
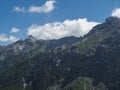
xmin=85 ymin=16 xmax=120 ymax=37
xmin=105 ymin=16 xmax=120 ymax=23
xmin=14 ymin=39 xmax=24 ymax=44
xmin=25 ymin=35 xmax=37 ymax=43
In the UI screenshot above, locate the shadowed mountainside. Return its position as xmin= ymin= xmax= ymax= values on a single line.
xmin=0 ymin=17 xmax=120 ymax=90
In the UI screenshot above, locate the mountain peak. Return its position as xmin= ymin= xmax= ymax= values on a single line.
xmin=24 ymin=35 xmax=37 ymax=45
xmin=28 ymin=35 xmax=36 ymax=40
xmin=105 ymin=16 xmax=120 ymax=24
xmin=25 ymin=35 xmax=37 ymax=42
xmin=87 ymin=16 xmax=120 ymax=36
xmin=14 ymin=39 xmax=24 ymax=44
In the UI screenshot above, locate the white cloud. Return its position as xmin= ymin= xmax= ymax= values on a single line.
xmin=112 ymin=8 xmax=120 ymax=18
xmin=10 ymin=27 xmax=20 ymax=33
xmin=27 ymin=18 xmax=99 ymax=40
xmin=0 ymin=34 xmax=19 ymax=43
xmin=13 ymin=6 xmax=25 ymax=12
xmin=13 ymin=0 xmax=56 ymax=13
xmin=28 ymin=0 xmax=56 ymax=13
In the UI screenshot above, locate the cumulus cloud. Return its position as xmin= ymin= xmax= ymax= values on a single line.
xmin=10 ymin=27 xmax=20 ymax=33
xmin=112 ymin=8 xmax=120 ymax=18
xmin=28 ymin=0 xmax=56 ymax=13
xmin=0 ymin=34 xmax=19 ymax=43
xmin=13 ymin=0 xmax=56 ymax=13
xmin=27 ymin=18 xmax=99 ymax=40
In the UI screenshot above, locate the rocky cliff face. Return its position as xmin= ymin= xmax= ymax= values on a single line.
xmin=0 ymin=35 xmax=81 ymax=60
xmin=0 ymin=17 xmax=120 ymax=90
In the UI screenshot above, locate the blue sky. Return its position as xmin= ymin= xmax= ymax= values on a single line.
xmin=0 ymin=0 xmax=120 ymax=45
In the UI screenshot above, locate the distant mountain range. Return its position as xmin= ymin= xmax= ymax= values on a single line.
xmin=0 ymin=16 xmax=120 ymax=90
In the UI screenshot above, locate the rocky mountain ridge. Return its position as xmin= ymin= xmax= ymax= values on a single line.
xmin=0 ymin=17 xmax=120 ymax=90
